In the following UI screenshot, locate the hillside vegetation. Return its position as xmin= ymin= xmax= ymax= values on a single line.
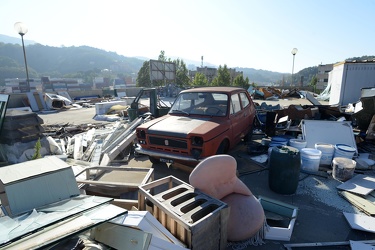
xmin=1 ymin=41 xmax=372 ymax=87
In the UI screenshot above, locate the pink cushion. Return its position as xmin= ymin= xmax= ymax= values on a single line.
xmin=189 ymin=155 xmax=252 ymax=199
xmin=222 ymin=193 xmax=265 ymax=241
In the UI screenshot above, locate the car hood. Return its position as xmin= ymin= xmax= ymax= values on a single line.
xmin=146 ymin=115 xmax=225 ymax=138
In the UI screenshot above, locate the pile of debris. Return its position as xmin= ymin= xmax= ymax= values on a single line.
xmin=251 ymin=87 xmax=304 ymax=100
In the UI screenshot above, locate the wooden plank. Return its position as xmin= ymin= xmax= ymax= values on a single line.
xmin=339 ymin=191 xmax=375 ymax=216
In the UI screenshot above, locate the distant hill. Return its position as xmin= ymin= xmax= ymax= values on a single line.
xmin=6 ymin=34 xmax=371 ymax=87
xmin=0 ymin=34 xmax=36 ymax=46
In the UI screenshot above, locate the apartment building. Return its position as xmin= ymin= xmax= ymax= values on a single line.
xmin=317 ymin=64 xmax=333 ymax=91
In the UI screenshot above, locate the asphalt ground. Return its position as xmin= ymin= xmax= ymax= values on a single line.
xmin=38 ymin=97 xmax=374 ymax=250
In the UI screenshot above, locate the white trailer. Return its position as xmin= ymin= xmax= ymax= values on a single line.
xmin=329 ymin=61 xmax=375 ymax=106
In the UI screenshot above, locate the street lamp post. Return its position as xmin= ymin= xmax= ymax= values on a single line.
xmin=14 ymin=22 xmax=30 ymax=92
xmin=291 ymin=48 xmax=298 ymax=87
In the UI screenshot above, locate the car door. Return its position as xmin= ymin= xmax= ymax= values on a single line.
xmin=230 ymin=92 xmax=248 ymax=143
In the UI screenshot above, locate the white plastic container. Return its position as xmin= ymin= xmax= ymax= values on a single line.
xmin=300 ymin=148 xmax=322 ymax=172
xmin=334 ymin=144 xmax=356 ymax=159
xmin=315 ymin=143 xmax=334 ymax=165
xmin=332 ymin=157 xmax=356 ymax=181
xmin=289 ymin=139 xmax=307 ymax=151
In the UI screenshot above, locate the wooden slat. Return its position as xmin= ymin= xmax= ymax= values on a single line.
xmin=339 ymin=191 xmax=375 ymax=216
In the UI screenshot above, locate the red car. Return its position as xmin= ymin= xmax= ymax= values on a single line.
xmin=135 ymin=87 xmax=256 ymax=165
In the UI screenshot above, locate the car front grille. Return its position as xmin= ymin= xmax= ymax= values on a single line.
xmin=149 ymin=136 xmax=188 ymax=149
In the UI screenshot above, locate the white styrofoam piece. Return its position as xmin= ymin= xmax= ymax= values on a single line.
xmin=95 ymin=101 xmax=129 ymax=115
xmin=344 ymin=212 xmax=375 ymax=233
xmin=259 ymin=197 xmax=298 ymax=242
xmin=337 ymin=175 xmax=375 ymax=196
xmin=265 ymin=208 xmax=298 ymax=241
xmin=301 ymin=120 xmax=357 ymax=153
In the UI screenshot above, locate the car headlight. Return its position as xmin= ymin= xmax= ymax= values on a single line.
xmin=137 ymin=130 xmax=146 ymax=139
xmin=192 ymin=136 xmax=203 ymax=146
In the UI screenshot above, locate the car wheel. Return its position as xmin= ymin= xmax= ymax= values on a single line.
xmin=149 ymin=156 xmax=160 ymax=164
xmin=216 ymin=139 xmax=229 ymax=154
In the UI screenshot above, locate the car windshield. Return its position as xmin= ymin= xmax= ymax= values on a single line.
xmin=169 ymin=92 xmax=228 ymax=117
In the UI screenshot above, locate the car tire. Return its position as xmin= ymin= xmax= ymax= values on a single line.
xmin=149 ymin=156 xmax=160 ymax=164
xmin=216 ymin=139 xmax=229 ymax=154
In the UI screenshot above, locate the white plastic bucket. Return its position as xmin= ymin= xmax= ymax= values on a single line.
xmin=332 ymin=157 xmax=356 ymax=181
xmin=315 ymin=143 xmax=334 ymax=165
xmin=289 ymin=139 xmax=307 ymax=151
xmin=300 ymin=148 xmax=322 ymax=172
xmin=334 ymin=144 xmax=356 ymax=159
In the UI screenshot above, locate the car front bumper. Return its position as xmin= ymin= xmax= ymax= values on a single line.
xmin=135 ymin=145 xmax=202 ymax=163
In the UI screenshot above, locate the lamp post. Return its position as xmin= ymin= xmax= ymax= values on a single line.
xmin=291 ymin=48 xmax=298 ymax=87
xmin=14 ymin=22 xmax=30 ymax=92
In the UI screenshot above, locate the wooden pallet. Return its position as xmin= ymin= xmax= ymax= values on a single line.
xmin=138 ymin=175 xmax=229 ymax=250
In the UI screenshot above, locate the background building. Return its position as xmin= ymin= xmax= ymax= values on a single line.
xmin=317 ymin=64 xmax=333 ymax=91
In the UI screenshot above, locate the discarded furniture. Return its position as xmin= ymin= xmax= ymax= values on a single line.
xmin=138 ymin=175 xmax=229 ymax=250
xmin=76 ymin=166 xmax=154 ymax=210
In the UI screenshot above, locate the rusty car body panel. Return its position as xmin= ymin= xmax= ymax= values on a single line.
xmin=135 ymin=87 xmax=256 ymax=164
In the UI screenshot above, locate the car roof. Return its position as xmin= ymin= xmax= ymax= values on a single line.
xmin=180 ymin=86 xmax=245 ymax=94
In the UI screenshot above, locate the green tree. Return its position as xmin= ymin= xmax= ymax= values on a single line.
xmin=212 ymin=64 xmax=231 ymax=86
xmin=192 ymin=72 xmax=208 ymax=86
xmin=136 ymin=61 xmax=151 ymax=87
xmin=309 ymin=75 xmax=318 ymax=93
xmin=174 ymin=58 xmax=190 ymax=87
xmin=233 ymin=75 xmax=250 ymax=89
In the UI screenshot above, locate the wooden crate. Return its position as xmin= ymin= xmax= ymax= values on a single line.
xmin=138 ymin=175 xmax=229 ymax=250
xmin=76 ymin=166 xmax=154 ymax=210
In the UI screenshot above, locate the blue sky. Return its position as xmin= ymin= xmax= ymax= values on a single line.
xmin=1 ymin=0 xmax=374 ymax=73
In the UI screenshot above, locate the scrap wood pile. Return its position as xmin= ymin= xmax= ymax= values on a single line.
xmin=252 ymin=87 xmax=303 ymax=100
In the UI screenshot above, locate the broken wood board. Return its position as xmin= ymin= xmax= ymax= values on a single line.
xmin=343 ymin=212 xmax=375 ymax=233
xmin=337 ymin=174 xmax=375 ymax=196
xmin=339 ymin=191 xmax=375 ymax=216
